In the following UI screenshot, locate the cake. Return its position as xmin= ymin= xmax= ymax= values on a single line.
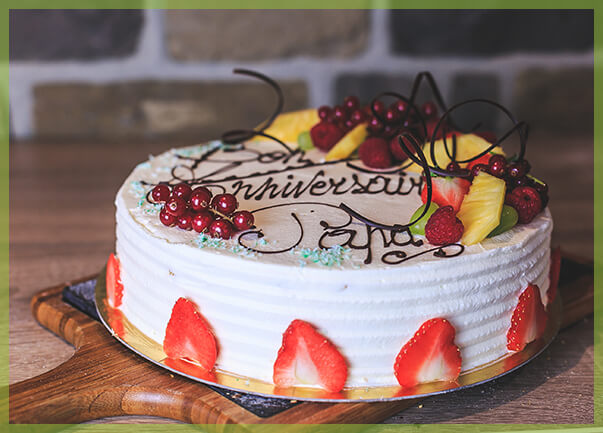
xmin=107 ymin=70 xmax=558 ymax=394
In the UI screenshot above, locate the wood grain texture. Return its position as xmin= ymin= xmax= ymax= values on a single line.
xmin=9 ymin=136 xmax=593 ymax=423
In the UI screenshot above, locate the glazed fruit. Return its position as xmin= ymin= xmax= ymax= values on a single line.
xmin=159 ymin=208 xmax=177 ymax=227
xmin=192 ymin=210 xmax=214 ymax=233
xmin=487 ymin=205 xmax=519 ymax=237
xmin=232 ymin=210 xmax=255 ymax=231
xmin=172 ymin=182 xmax=193 ymax=201
xmin=325 ymin=124 xmax=369 ymax=161
xmin=420 ymin=176 xmax=471 ymax=213
xmin=189 ymin=187 xmax=212 ymax=211
xmin=209 ymin=219 xmax=234 ymax=239
xmin=457 ymin=172 xmax=506 ymax=245
xmin=165 ymin=196 xmax=187 ymax=217
xmin=212 ymin=193 xmax=238 ymax=215
xmin=425 ymin=205 xmax=464 ymax=245
xmin=151 ymin=184 xmax=170 ymax=203
xmin=409 ymin=202 xmax=439 ymax=235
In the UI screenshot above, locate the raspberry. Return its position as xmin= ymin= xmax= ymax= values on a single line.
xmin=505 ymin=186 xmax=542 ymax=224
xmin=358 ymin=137 xmax=393 ymax=168
xmin=389 ymin=135 xmax=413 ymax=162
xmin=425 ymin=205 xmax=464 ymax=245
xmin=310 ymin=121 xmax=344 ymax=152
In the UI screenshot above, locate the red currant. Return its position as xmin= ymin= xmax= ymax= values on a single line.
xmin=351 ymin=109 xmax=366 ymax=124
xmin=151 ymin=184 xmax=170 ymax=203
xmin=209 ymin=219 xmax=233 ymax=239
xmin=211 ymin=193 xmax=238 ymax=215
xmin=393 ymin=99 xmax=408 ymax=114
xmin=318 ymin=105 xmax=331 ymax=120
xmin=421 ymin=101 xmax=438 ymax=119
xmin=385 ymin=108 xmax=400 ymax=124
xmin=367 ymin=117 xmax=383 ymax=134
xmin=189 ymin=186 xmax=212 ymax=211
xmin=446 ymin=161 xmax=461 ymax=172
xmin=176 ymin=212 xmax=193 ymax=230
xmin=343 ymin=95 xmax=360 ymax=111
xmin=165 ymin=196 xmax=187 ymax=217
xmin=192 ymin=210 xmax=214 ymax=233
xmin=333 ymin=105 xmax=347 ymax=121
xmin=345 ymin=119 xmax=355 ymax=130
xmin=383 ymin=124 xmax=399 ymax=138
xmin=372 ymin=100 xmax=385 ymax=115
xmin=172 ymin=182 xmax=192 ymax=201
xmin=471 ymin=163 xmax=490 ymax=179
xmin=159 ymin=207 xmax=176 ymax=227
xmin=232 ymin=210 xmax=255 ymax=231
xmin=488 ymin=154 xmax=507 ymax=178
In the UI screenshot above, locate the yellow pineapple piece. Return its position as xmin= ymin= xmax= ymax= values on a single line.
xmin=325 ymin=124 xmax=369 ymax=161
xmin=258 ymin=109 xmax=320 ymax=143
xmin=406 ymin=133 xmax=505 ymax=173
xmin=457 ymin=172 xmax=506 ymax=245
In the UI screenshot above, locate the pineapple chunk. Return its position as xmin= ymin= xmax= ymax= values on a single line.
xmin=258 ymin=109 xmax=320 ymax=143
xmin=325 ymin=124 xmax=368 ymax=161
xmin=457 ymin=172 xmax=506 ymax=245
xmin=406 ymin=133 xmax=505 ymax=173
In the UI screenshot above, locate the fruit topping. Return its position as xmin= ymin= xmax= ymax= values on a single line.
xmin=457 ymin=171 xmax=506 ymax=245
xmin=165 ymin=196 xmax=187 ymax=217
xmin=151 ymin=184 xmax=170 ymax=203
xmin=232 ymin=210 xmax=255 ymax=231
xmin=189 ymin=187 xmax=212 ymax=211
xmin=159 ymin=207 xmax=177 ymax=227
xmin=192 ymin=210 xmax=215 ymax=233
xmin=211 ymin=193 xmax=238 ymax=215
xmin=209 ymin=219 xmax=234 ymax=240
xmin=409 ymin=202 xmax=439 ymax=236
xmin=163 ymin=297 xmax=218 ymax=371
xmin=505 ymin=186 xmax=542 ymax=224
xmin=487 ymin=204 xmax=519 ymax=237
xmin=106 ymin=253 xmax=124 ymax=309
xmin=297 ymin=130 xmax=314 ymax=151
xmin=487 ymin=154 xmax=507 ymax=178
xmin=176 ymin=212 xmax=194 ymax=231
xmin=425 ymin=205 xmax=464 ymax=245
xmin=394 ymin=318 xmax=462 ymax=388
xmin=310 ymin=121 xmax=345 ymax=152
xmin=172 ymin=182 xmax=193 ymax=201
xmin=507 ymin=284 xmax=547 ymax=351
xmin=547 ymin=246 xmax=561 ymax=305
xmin=358 ymin=137 xmax=393 ymax=169
xmin=325 ymin=123 xmax=368 ymax=161
xmin=420 ymin=176 xmax=471 ymax=213
xmin=261 ymin=108 xmax=320 ymax=143
xmin=273 ymin=319 xmax=348 ymax=393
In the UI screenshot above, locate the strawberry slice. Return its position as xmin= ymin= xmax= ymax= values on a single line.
xmin=106 ymin=253 xmax=124 ymax=308
xmin=547 ymin=247 xmax=561 ymax=306
xmin=421 ymin=176 xmax=471 ymax=213
xmin=273 ymin=319 xmax=348 ymax=393
xmin=507 ymin=283 xmax=548 ymax=351
xmin=163 ymin=298 xmax=218 ymax=372
xmin=394 ymin=318 xmax=462 ymax=388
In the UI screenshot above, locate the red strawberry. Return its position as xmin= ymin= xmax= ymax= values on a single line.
xmin=358 ymin=137 xmax=393 ymax=168
xmin=421 ymin=176 xmax=471 ymax=213
xmin=273 ymin=319 xmax=348 ymax=393
xmin=507 ymin=283 xmax=548 ymax=351
xmin=106 ymin=253 xmax=124 ymax=309
xmin=505 ymin=186 xmax=542 ymax=224
xmin=425 ymin=205 xmax=464 ymax=245
xmin=310 ymin=121 xmax=344 ymax=152
xmin=547 ymin=247 xmax=561 ymax=305
xmin=394 ymin=318 xmax=462 ymax=388
xmin=163 ymin=297 xmax=218 ymax=371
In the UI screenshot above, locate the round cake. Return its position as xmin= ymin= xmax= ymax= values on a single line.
xmin=107 ymin=72 xmax=556 ymax=393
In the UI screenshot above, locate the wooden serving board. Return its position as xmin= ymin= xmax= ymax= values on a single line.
xmin=9 ymin=251 xmax=593 ymax=425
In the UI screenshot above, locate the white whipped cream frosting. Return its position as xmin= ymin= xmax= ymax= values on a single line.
xmin=115 ymin=140 xmax=552 ymax=387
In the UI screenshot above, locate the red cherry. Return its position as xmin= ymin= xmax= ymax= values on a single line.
xmin=159 ymin=207 xmax=176 ymax=227
xmin=172 ymin=182 xmax=192 ymax=201
xmin=318 ymin=105 xmax=331 ymax=120
xmin=177 ymin=212 xmax=193 ymax=230
xmin=333 ymin=105 xmax=347 ymax=121
xmin=344 ymin=95 xmax=360 ymax=111
xmin=151 ymin=184 xmax=170 ymax=203
xmin=209 ymin=219 xmax=233 ymax=239
xmin=385 ymin=108 xmax=400 ymax=124
xmin=372 ymin=100 xmax=386 ymax=116
xmin=421 ymin=101 xmax=438 ymax=119
xmin=211 ymin=193 xmax=238 ymax=215
xmin=189 ymin=186 xmax=212 ymax=211
xmin=165 ymin=196 xmax=187 ymax=217
xmin=192 ymin=210 xmax=214 ymax=233
xmin=232 ymin=210 xmax=255 ymax=231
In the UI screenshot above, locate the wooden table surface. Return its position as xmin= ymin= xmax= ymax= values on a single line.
xmin=9 ymin=135 xmax=594 ymax=424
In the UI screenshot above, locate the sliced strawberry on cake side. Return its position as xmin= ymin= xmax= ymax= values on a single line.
xmin=106 ymin=253 xmax=124 ymax=309
xmin=273 ymin=319 xmax=348 ymax=393
xmin=507 ymin=283 xmax=548 ymax=352
xmin=547 ymin=247 xmax=561 ymax=306
xmin=163 ymin=297 xmax=218 ymax=372
xmin=421 ymin=176 xmax=471 ymax=213
xmin=394 ymin=318 xmax=462 ymax=388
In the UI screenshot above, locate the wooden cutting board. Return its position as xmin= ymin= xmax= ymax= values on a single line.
xmin=8 ymin=251 xmax=593 ymax=425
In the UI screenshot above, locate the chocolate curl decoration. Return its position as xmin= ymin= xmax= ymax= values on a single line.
xmin=339 ymin=132 xmax=434 ymax=231
xmin=221 ymin=68 xmax=294 ymax=154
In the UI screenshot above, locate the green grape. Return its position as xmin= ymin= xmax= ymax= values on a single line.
xmin=488 ymin=205 xmax=519 ymax=237
xmin=297 ymin=130 xmax=314 ymax=151
xmin=409 ymin=202 xmax=439 ymax=235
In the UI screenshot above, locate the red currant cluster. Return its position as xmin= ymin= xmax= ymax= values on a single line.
xmin=318 ymin=96 xmax=366 ymax=133
xmin=151 ymin=183 xmax=254 ymax=239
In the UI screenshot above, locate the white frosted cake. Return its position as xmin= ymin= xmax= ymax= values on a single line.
xmin=111 ymin=137 xmax=553 ymax=390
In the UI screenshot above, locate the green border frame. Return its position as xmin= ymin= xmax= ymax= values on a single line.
xmin=3 ymin=1 xmax=600 ymax=432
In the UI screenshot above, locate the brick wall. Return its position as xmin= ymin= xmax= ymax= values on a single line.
xmin=9 ymin=9 xmax=593 ymax=142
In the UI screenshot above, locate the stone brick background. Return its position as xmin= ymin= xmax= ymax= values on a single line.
xmin=9 ymin=9 xmax=593 ymax=142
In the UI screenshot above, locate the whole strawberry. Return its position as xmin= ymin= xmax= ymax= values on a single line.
xmin=505 ymin=186 xmax=542 ymax=224
xmin=310 ymin=121 xmax=344 ymax=152
xmin=425 ymin=205 xmax=464 ymax=245
xmin=358 ymin=137 xmax=393 ymax=168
